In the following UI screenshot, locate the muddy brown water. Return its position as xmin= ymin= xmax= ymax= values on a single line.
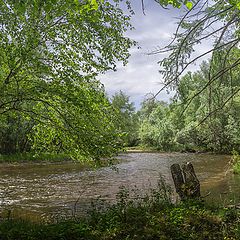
xmin=0 ymin=152 xmax=239 ymax=221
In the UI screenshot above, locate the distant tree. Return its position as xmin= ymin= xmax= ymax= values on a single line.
xmin=139 ymin=99 xmax=177 ymax=151
xmin=111 ymin=91 xmax=139 ymax=147
xmin=0 ymin=113 xmax=33 ymax=154
xmin=174 ymin=52 xmax=240 ymax=152
xmin=138 ymin=95 xmax=160 ymax=119
xmin=138 ymin=49 xmax=240 ymax=153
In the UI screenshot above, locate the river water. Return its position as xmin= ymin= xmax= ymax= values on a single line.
xmin=0 ymin=152 xmax=239 ymax=221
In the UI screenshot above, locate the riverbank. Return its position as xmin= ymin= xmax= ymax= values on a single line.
xmin=124 ymin=146 xmax=228 ymax=154
xmin=0 ymin=152 xmax=122 ymax=169
xmin=231 ymin=150 xmax=240 ymax=174
xmin=0 ymin=152 xmax=72 ymax=163
xmin=1 ymin=185 xmax=240 ymax=240
xmin=125 ymin=146 xmax=163 ymax=153
xmin=0 ymin=153 xmax=239 ymax=239
xmin=0 ymin=152 xmax=235 ymax=219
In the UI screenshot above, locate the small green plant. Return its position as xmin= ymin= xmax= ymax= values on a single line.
xmin=231 ymin=150 xmax=240 ymax=174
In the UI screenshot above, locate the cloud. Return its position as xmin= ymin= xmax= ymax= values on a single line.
xmin=100 ymin=1 xmax=212 ymax=109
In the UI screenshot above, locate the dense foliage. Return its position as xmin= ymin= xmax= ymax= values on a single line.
xmin=111 ymin=91 xmax=139 ymax=147
xmin=139 ymin=55 xmax=240 ymax=152
xmin=0 ymin=0 xmax=134 ymax=159
xmin=115 ymin=47 xmax=240 ymax=153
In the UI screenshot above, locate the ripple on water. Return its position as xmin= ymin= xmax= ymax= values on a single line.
xmin=0 ymin=153 xmax=236 ymax=220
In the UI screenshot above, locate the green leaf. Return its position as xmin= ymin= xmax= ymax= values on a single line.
xmin=185 ymin=1 xmax=193 ymax=9
xmin=91 ymin=0 xmax=98 ymax=10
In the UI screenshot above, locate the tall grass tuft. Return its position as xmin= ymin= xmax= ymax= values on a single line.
xmin=231 ymin=150 xmax=240 ymax=174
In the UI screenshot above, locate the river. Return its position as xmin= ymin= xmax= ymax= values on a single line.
xmin=0 ymin=152 xmax=239 ymax=221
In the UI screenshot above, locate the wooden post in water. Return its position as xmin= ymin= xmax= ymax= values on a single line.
xmin=170 ymin=163 xmax=185 ymax=200
xmin=182 ymin=162 xmax=200 ymax=198
xmin=170 ymin=162 xmax=201 ymax=201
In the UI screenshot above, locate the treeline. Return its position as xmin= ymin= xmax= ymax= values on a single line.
xmin=2 ymin=46 xmax=240 ymax=158
xmin=113 ymin=55 xmax=240 ymax=153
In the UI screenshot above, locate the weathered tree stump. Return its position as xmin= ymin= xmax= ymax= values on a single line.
xmin=170 ymin=163 xmax=185 ymax=200
xmin=170 ymin=162 xmax=201 ymax=200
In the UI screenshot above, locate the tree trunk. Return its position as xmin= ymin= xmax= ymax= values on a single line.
xmin=171 ymin=162 xmax=201 ymax=200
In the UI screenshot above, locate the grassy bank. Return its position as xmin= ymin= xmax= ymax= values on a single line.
xmin=0 ymin=152 xmax=72 ymax=163
xmin=232 ymin=150 xmax=240 ymax=174
xmin=0 ymin=153 xmax=121 ymax=169
xmin=125 ymin=145 xmax=215 ymax=154
xmin=1 ymin=180 xmax=240 ymax=240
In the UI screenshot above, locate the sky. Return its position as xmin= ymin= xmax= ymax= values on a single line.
xmin=99 ymin=0 xmax=212 ymax=109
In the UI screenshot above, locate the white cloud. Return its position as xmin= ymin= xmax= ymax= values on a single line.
xmin=100 ymin=1 xmax=212 ymax=109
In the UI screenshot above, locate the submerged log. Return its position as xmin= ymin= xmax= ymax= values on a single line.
xmin=170 ymin=162 xmax=201 ymax=200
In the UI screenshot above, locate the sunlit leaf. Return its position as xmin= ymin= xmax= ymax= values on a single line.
xmin=185 ymin=1 xmax=193 ymax=9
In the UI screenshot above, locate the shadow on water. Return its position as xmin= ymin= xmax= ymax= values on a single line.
xmin=0 ymin=152 xmax=238 ymax=221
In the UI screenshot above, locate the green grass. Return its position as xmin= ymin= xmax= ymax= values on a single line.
xmin=125 ymin=145 xmax=162 ymax=152
xmin=0 ymin=152 xmax=119 ymax=167
xmin=233 ymin=163 xmax=240 ymax=174
xmin=231 ymin=150 xmax=240 ymax=174
xmin=0 ymin=152 xmax=72 ymax=163
xmin=1 ymin=178 xmax=240 ymax=239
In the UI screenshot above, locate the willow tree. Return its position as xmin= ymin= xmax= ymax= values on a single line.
xmin=0 ymin=0 xmax=134 ymax=159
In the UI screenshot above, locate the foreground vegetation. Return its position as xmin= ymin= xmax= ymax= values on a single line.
xmin=231 ymin=150 xmax=240 ymax=174
xmin=1 ymin=182 xmax=240 ymax=240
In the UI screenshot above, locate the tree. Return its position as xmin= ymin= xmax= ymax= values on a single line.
xmin=138 ymin=50 xmax=240 ymax=153
xmin=111 ymin=91 xmax=139 ymax=147
xmin=0 ymin=113 xmax=33 ymax=154
xmin=153 ymin=0 xmax=240 ymax=151
xmin=172 ymin=53 xmax=240 ymax=152
xmin=139 ymin=99 xmax=177 ymax=151
xmin=153 ymin=0 xmax=240 ymax=111
xmin=0 ymin=0 xmax=135 ymax=159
